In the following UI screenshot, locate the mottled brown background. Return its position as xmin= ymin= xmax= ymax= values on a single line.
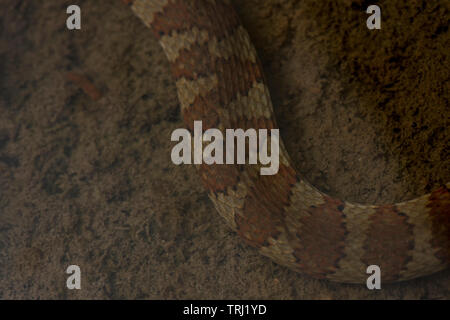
xmin=0 ymin=0 xmax=448 ymax=299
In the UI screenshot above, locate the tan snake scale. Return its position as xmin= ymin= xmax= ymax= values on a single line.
xmin=123 ymin=0 xmax=449 ymax=283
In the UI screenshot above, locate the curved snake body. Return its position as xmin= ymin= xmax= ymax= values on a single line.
xmin=125 ymin=0 xmax=449 ymax=283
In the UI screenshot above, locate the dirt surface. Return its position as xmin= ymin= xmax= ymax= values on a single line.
xmin=0 ymin=0 xmax=448 ymax=299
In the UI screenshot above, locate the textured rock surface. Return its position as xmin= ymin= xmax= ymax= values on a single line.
xmin=0 ymin=0 xmax=448 ymax=299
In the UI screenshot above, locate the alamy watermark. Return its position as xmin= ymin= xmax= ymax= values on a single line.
xmin=171 ymin=121 xmax=280 ymax=175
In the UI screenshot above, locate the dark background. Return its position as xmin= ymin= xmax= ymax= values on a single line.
xmin=0 ymin=0 xmax=448 ymax=299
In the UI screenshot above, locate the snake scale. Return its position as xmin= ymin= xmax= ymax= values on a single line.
xmin=123 ymin=0 xmax=449 ymax=283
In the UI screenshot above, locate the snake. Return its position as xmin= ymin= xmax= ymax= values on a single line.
xmin=123 ymin=0 xmax=449 ymax=283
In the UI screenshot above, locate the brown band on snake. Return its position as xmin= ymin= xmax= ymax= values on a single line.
xmin=362 ymin=205 xmax=415 ymax=282
xmin=290 ymin=196 xmax=347 ymax=279
xmin=428 ymin=185 xmax=450 ymax=263
xmin=236 ymin=164 xmax=297 ymax=248
xmin=173 ymin=59 xmax=264 ymax=110
xmin=141 ymin=0 xmax=239 ymax=40
xmin=126 ymin=0 xmax=450 ymax=283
